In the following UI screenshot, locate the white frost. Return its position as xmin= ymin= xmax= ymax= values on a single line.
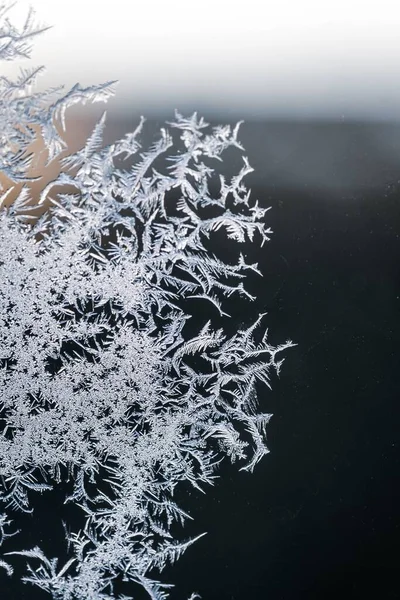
xmin=0 ymin=3 xmax=295 ymax=599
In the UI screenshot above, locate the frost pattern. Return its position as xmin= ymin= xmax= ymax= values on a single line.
xmin=0 ymin=3 xmax=295 ymax=599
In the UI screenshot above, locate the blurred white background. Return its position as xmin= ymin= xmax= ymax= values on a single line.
xmin=2 ymin=0 xmax=400 ymax=119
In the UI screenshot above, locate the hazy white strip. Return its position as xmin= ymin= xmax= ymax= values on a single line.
xmin=2 ymin=0 xmax=400 ymax=119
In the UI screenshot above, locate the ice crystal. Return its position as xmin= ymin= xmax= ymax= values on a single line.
xmin=0 ymin=3 xmax=295 ymax=598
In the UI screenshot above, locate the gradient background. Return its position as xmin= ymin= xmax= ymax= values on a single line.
xmin=1 ymin=1 xmax=400 ymax=599
xmin=3 ymin=0 xmax=400 ymax=121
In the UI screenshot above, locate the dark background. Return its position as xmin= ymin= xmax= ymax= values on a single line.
xmin=2 ymin=118 xmax=399 ymax=599
xmin=163 ymin=119 xmax=400 ymax=600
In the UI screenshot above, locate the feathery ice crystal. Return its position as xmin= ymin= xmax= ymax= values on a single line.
xmin=0 ymin=3 xmax=295 ymax=598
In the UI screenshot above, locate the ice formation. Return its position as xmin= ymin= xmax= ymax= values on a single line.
xmin=0 ymin=3 xmax=294 ymax=598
